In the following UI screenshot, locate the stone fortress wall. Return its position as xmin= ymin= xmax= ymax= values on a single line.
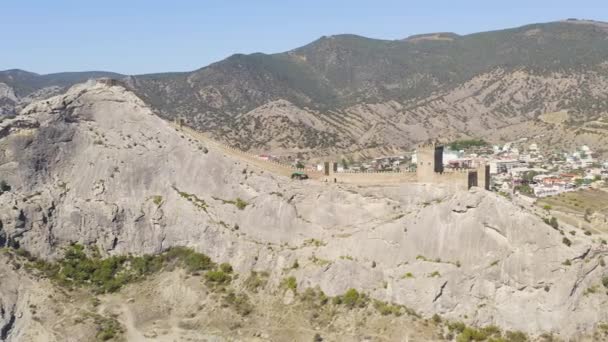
xmin=325 ymin=142 xmax=489 ymax=190
xmin=173 ymin=121 xmax=325 ymax=179
xmin=174 ymin=119 xmax=489 ymax=190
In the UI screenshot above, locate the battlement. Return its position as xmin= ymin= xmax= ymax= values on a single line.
xmin=441 ymin=168 xmax=474 ymax=173
xmin=173 ymin=121 xmax=489 ymax=189
xmin=417 ymin=141 xmax=439 ymax=149
xmin=337 ymin=169 xmax=416 ymax=174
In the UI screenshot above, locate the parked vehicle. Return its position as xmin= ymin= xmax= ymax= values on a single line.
xmin=291 ymin=171 xmax=309 ymax=180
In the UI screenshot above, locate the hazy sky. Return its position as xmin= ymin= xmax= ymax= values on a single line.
xmin=2 ymin=0 xmax=607 ymax=74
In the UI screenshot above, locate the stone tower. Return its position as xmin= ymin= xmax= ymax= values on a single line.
xmin=476 ymin=163 xmax=490 ymax=190
xmin=416 ymin=142 xmax=444 ymax=182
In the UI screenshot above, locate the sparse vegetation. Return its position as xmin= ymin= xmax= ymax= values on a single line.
xmin=562 ymin=237 xmax=572 ymax=247
xmin=222 ymin=290 xmax=253 ymax=316
xmin=373 ymin=300 xmax=403 ymax=316
xmin=174 ymin=187 xmax=208 ymax=212
xmin=543 ymin=217 xmax=559 ymax=229
xmin=212 ymin=196 xmax=249 ymax=210
xmin=448 ymin=139 xmax=487 ymax=151
xmin=429 ymin=271 xmax=441 ymax=278
xmin=235 ymin=197 xmax=248 ymax=210
xmin=27 ymin=244 xmax=216 ymax=293
xmin=244 ymin=271 xmax=269 ymax=293
xmin=151 ymin=195 xmax=163 ymax=206
xmin=205 ymin=269 xmax=232 ymax=285
xmin=91 ymin=313 xmax=123 ymax=341
xmin=282 ymin=276 xmax=297 ymax=291
xmin=334 ymin=288 xmax=368 ymax=309
xmin=402 ymin=272 xmax=414 ymax=279
xmin=304 ymin=238 xmax=327 ymax=247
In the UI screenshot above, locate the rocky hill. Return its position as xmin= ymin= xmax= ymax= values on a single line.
xmin=1 ymin=81 xmax=608 ymax=341
xmin=3 ymin=19 xmax=608 ymax=157
xmin=127 ymin=19 xmax=608 ymax=156
xmin=0 ymin=69 xmax=123 ymax=116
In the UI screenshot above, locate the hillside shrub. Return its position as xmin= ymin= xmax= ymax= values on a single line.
xmin=334 ymin=288 xmax=368 ymax=309
xmin=373 ymin=300 xmax=402 ymax=316
xmin=244 ymin=271 xmax=269 ymax=293
xmin=205 ymin=269 xmax=232 ymax=285
xmin=235 ymin=198 xmax=248 ymax=210
xmin=282 ymin=276 xmax=297 ymax=291
xmin=222 ymin=290 xmax=253 ymax=316
xmin=28 ymin=244 xmax=215 ymax=293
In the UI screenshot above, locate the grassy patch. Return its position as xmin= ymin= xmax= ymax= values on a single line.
xmin=244 ymin=271 xmax=269 ymax=293
xmin=151 ymin=195 xmax=163 ymax=206
xmin=212 ymin=196 xmax=249 ymax=210
xmin=310 ymin=255 xmax=331 ymax=266
xmin=373 ymin=300 xmax=403 ymax=316
xmin=303 ymin=238 xmax=327 ymax=247
xmin=401 ymin=272 xmax=414 ymax=279
xmin=333 ymin=288 xmax=368 ymax=309
xmin=281 ymin=276 xmax=297 ymax=291
xmin=174 ymin=187 xmax=208 ymax=212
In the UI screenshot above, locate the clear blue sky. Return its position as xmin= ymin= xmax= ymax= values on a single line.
xmin=2 ymin=0 xmax=606 ymax=75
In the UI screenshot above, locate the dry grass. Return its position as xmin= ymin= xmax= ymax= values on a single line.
xmin=537 ymin=189 xmax=608 ymax=216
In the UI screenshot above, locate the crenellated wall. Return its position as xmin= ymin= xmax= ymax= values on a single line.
xmin=175 ymin=121 xmax=488 ymax=190
xmin=327 ymin=170 xmax=417 ymax=185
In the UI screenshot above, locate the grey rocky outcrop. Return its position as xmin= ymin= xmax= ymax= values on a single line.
xmin=0 ymin=81 xmax=607 ymax=340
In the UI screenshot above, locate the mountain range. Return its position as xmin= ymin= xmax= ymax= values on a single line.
xmin=3 ymin=19 xmax=608 ymax=158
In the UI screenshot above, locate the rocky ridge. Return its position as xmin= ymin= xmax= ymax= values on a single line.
xmin=1 ymin=81 xmax=608 ymax=340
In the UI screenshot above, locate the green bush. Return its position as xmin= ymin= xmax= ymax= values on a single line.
xmin=282 ymin=276 xmax=297 ymax=291
xmin=456 ymin=327 xmax=487 ymax=341
xmin=342 ymin=288 xmax=360 ymax=308
xmin=219 ymin=263 xmax=233 ymax=273
xmin=152 ymin=195 xmax=163 ymax=206
xmin=448 ymin=321 xmax=466 ymax=333
xmin=205 ymin=270 xmax=232 ymax=284
xmin=235 ymin=198 xmax=248 ymax=210
xmin=562 ymin=237 xmax=572 ymax=247
xmin=93 ymin=314 xmax=123 ymax=341
xmin=337 ymin=288 xmax=368 ymax=309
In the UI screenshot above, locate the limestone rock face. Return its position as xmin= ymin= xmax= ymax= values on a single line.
xmin=0 ymin=81 xmax=607 ymax=340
